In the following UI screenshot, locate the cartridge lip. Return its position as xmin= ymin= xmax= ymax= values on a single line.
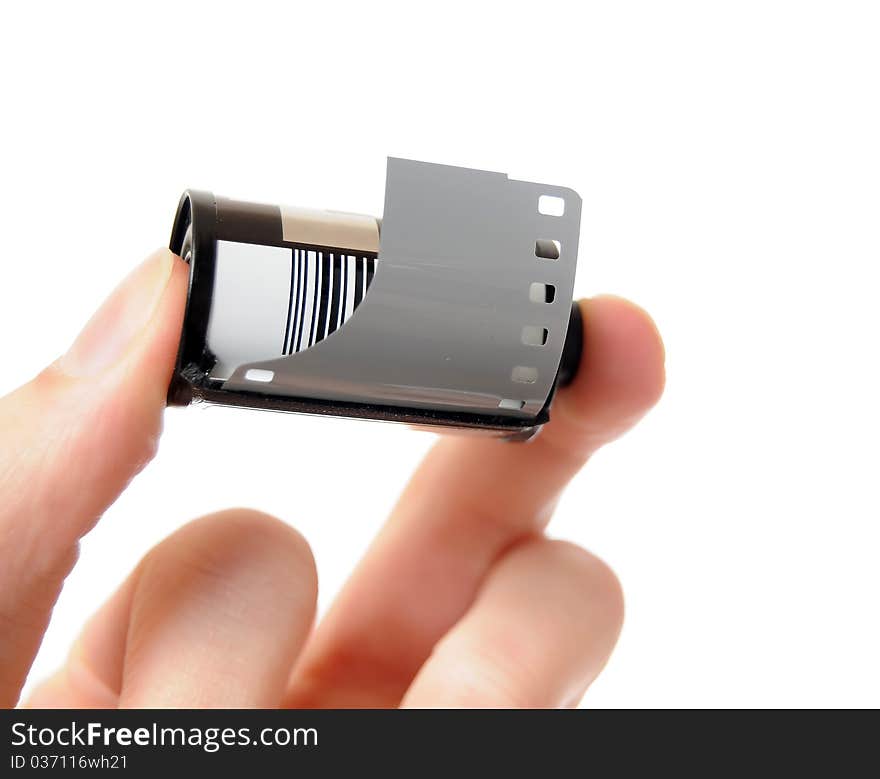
xmin=167 ymin=189 xmax=218 ymax=406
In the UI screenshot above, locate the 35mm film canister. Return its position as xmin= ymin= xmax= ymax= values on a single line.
xmin=168 ymin=158 xmax=583 ymax=440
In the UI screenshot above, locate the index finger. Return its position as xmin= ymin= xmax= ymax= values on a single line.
xmin=287 ymin=295 xmax=665 ymax=707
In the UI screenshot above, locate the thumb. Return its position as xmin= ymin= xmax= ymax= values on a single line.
xmin=0 ymin=249 xmax=187 ymax=706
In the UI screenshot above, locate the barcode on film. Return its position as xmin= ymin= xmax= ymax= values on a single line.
xmin=283 ymin=249 xmax=376 ymax=355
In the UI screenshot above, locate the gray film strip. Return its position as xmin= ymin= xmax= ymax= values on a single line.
xmin=223 ymin=158 xmax=582 ymax=417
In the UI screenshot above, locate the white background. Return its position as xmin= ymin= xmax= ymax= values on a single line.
xmin=1 ymin=1 xmax=878 ymax=708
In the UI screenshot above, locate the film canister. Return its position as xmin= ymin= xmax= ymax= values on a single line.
xmin=168 ymin=158 xmax=583 ymax=440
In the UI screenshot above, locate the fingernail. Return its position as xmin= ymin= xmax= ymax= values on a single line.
xmin=59 ymin=250 xmax=174 ymax=378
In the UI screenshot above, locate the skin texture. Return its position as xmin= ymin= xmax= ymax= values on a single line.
xmin=0 ymin=250 xmax=665 ymax=709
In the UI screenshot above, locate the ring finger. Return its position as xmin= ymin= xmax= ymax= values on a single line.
xmin=27 ymin=509 xmax=317 ymax=709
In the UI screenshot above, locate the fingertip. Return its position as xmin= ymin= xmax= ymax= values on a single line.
xmin=401 ymin=538 xmax=625 ymax=708
xmin=543 ymin=539 xmax=625 ymax=637
xmin=202 ymin=508 xmax=318 ymax=601
xmin=120 ymin=509 xmax=318 ymax=707
xmin=552 ymin=296 xmax=665 ymax=438
xmin=582 ymin=295 xmax=665 ymax=402
xmin=493 ymin=538 xmax=625 ymax=637
xmin=126 ymin=249 xmax=188 ymax=396
xmin=145 ymin=508 xmax=318 ymax=606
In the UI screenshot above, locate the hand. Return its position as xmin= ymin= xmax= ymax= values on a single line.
xmin=1 ymin=250 xmax=665 ymax=708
